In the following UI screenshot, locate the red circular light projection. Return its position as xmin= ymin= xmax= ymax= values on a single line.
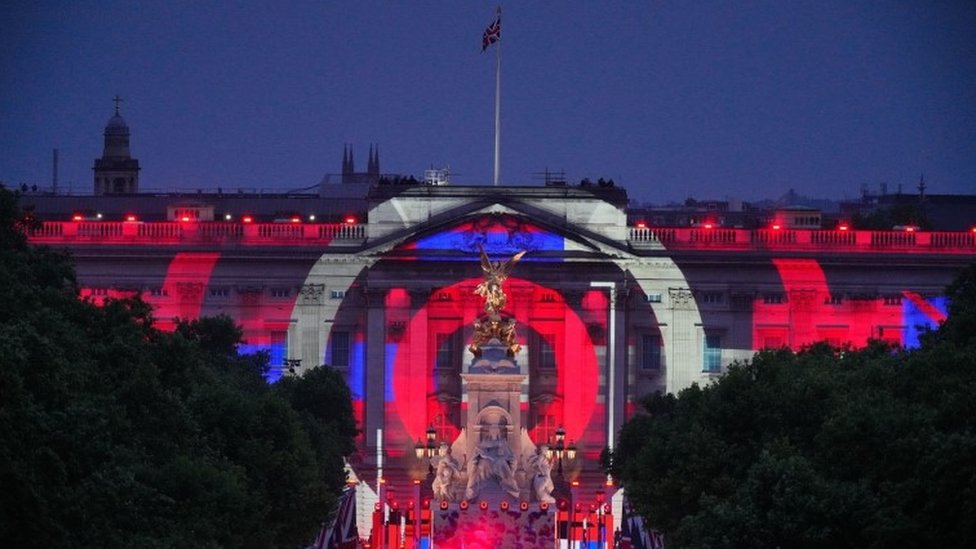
xmin=390 ymin=277 xmax=599 ymax=448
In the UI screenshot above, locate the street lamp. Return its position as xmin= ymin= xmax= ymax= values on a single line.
xmin=546 ymin=425 xmax=577 ymax=476
xmin=414 ymin=425 xmax=439 ymax=475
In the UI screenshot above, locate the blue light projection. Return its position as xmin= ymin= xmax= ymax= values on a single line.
xmin=403 ymin=215 xmax=565 ymax=260
xmin=903 ymin=295 xmax=948 ymax=349
xmin=238 ymin=341 xmax=287 ymax=383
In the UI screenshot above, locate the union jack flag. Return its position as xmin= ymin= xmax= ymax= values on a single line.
xmin=313 ymin=485 xmax=359 ymax=549
xmin=482 ymin=16 xmax=500 ymax=51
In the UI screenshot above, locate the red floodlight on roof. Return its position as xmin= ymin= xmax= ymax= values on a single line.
xmin=703 ymin=222 xmax=714 ymax=229
xmin=905 ymin=226 xmax=916 ymax=232
xmin=72 ymin=214 xmax=83 ymax=221
xmin=290 ymin=216 xmax=301 ymax=224
xmin=838 ymin=223 xmax=849 ymax=231
xmin=125 ymin=214 xmax=137 ymax=222
xmin=772 ymin=224 xmax=782 ymax=230
xmin=180 ymin=216 xmax=191 ymax=223
xmin=635 ymin=221 xmax=647 ymax=229
xmin=344 ymin=215 xmax=358 ymax=225
xmin=242 ymin=215 xmax=253 ymax=224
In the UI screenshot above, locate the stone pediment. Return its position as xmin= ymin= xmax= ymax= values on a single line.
xmin=362 ymin=188 xmax=635 ymax=260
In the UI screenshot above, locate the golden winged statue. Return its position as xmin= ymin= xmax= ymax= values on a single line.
xmin=474 ymin=246 xmax=526 ymax=315
xmin=470 ymin=246 xmax=526 ymax=357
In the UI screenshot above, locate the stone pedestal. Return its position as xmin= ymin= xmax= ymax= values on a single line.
xmin=433 ymin=504 xmax=555 ymax=549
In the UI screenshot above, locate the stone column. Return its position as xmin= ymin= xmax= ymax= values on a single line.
xmin=364 ymin=286 xmax=387 ymax=457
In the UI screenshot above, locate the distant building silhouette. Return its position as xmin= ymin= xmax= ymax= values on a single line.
xmin=341 ymin=143 xmax=380 ymax=184
xmin=93 ymin=96 xmax=140 ymax=195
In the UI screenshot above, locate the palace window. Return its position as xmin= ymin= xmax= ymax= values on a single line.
xmin=700 ymin=291 xmax=724 ymax=305
xmin=640 ymin=334 xmax=662 ymax=370
xmin=209 ymin=287 xmax=229 ymax=298
xmin=435 ymin=332 xmax=461 ymax=370
xmin=330 ymin=289 xmax=346 ymax=299
xmin=432 ymin=410 xmax=459 ymax=442
xmin=703 ymin=334 xmax=722 ymax=372
xmin=531 ymin=332 xmax=557 ymax=369
xmin=531 ymin=412 xmax=558 ymax=445
xmin=825 ymin=295 xmax=844 ymax=305
xmin=645 ymin=292 xmax=662 ymax=303
xmin=271 ymin=287 xmax=290 ymax=298
xmin=763 ymin=292 xmax=785 ymax=304
xmin=330 ymin=331 xmax=350 ymax=368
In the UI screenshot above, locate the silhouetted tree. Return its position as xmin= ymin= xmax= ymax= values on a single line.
xmin=0 ymin=188 xmax=356 ymax=548
xmin=611 ymin=265 xmax=976 ymax=548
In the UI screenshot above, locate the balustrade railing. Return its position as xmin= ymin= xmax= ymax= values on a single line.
xmin=29 ymin=221 xmax=367 ymax=246
xmin=627 ymin=227 xmax=976 ymax=254
xmin=25 ymin=221 xmax=976 ymax=254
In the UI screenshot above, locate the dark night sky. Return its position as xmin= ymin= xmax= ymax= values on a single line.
xmin=2 ymin=1 xmax=974 ymax=204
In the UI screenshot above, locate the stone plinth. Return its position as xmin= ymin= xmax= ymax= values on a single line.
xmin=433 ymin=504 xmax=554 ymax=549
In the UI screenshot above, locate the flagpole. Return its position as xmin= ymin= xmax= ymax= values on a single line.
xmin=493 ymin=6 xmax=501 ymax=187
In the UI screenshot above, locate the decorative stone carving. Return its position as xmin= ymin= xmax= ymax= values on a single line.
xmin=788 ymin=288 xmax=817 ymax=310
xmin=669 ymin=288 xmax=695 ymax=309
xmin=363 ymin=287 xmax=387 ymax=308
xmin=387 ymin=320 xmax=407 ymax=341
xmin=176 ymin=282 xmax=203 ymax=300
xmin=237 ymin=287 xmax=263 ymax=306
xmin=299 ymin=283 xmax=325 ymax=305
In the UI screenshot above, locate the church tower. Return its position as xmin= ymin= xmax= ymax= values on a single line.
xmin=342 ymin=144 xmax=355 ymax=183
xmin=93 ymin=96 xmax=140 ymax=195
xmin=367 ymin=144 xmax=380 ymax=179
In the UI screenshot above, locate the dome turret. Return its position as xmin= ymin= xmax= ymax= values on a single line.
xmin=93 ymin=96 xmax=140 ymax=195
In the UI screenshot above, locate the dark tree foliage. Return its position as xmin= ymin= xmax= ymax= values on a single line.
xmin=851 ymin=203 xmax=930 ymax=230
xmin=0 ymin=189 xmax=357 ymax=548
xmin=612 ymin=266 xmax=976 ymax=548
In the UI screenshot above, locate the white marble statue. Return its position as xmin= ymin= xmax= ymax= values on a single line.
xmin=431 ymin=443 xmax=461 ymax=501
xmin=527 ymin=444 xmax=556 ymax=503
xmin=465 ymin=424 xmax=520 ymax=500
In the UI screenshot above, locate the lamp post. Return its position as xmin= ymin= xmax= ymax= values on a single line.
xmin=546 ymin=425 xmax=577 ymax=477
xmin=414 ymin=425 xmax=438 ymax=475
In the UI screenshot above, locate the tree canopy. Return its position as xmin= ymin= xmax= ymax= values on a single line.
xmin=611 ymin=264 xmax=976 ymax=548
xmin=0 ymin=188 xmax=357 ymax=548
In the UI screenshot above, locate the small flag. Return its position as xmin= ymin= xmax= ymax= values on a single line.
xmin=482 ymin=16 xmax=500 ymax=51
